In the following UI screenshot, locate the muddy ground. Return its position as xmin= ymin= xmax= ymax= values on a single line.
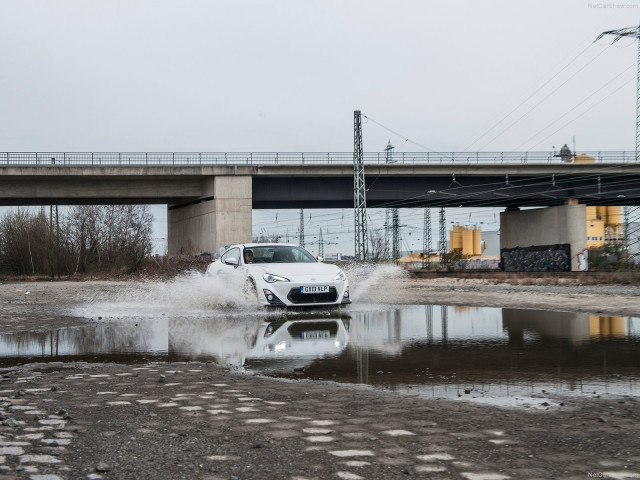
xmin=0 ymin=277 xmax=639 ymax=479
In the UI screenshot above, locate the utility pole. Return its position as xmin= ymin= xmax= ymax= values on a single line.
xmin=353 ymin=110 xmax=367 ymax=261
xmin=439 ymin=207 xmax=446 ymax=264
xmin=318 ymin=228 xmax=324 ymax=258
xmin=299 ymin=209 xmax=305 ymax=247
xmin=392 ymin=209 xmax=400 ymax=263
xmin=384 ymin=140 xmax=399 ymax=263
xmin=597 ymin=24 xmax=640 ymax=253
xmin=423 ymin=208 xmax=431 ymax=269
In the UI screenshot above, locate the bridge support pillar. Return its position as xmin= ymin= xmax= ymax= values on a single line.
xmin=500 ymin=203 xmax=587 ymax=271
xmin=167 ymin=176 xmax=252 ymax=254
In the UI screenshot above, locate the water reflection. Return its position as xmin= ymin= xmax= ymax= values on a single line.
xmin=1 ymin=306 xmax=639 ymax=406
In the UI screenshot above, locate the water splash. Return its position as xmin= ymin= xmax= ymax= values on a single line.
xmin=70 ymin=263 xmax=405 ymax=320
xmin=72 ymin=270 xmax=262 ymax=320
xmin=343 ymin=263 xmax=407 ymax=300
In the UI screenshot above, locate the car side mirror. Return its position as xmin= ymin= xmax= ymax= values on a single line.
xmin=224 ymin=257 xmax=239 ymax=266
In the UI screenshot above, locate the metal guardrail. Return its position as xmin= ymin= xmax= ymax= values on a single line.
xmin=0 ymin=151 xmax=637 ymax=166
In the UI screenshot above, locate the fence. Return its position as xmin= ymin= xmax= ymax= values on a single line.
xmin=0 ymin=151 xmax=636 ymax=166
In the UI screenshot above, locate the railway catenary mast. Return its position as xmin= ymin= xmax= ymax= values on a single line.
xmin=353 ymin=110 xmax=367 ymax=261
xmin=597 ymin=24 xmax=640 ymax=251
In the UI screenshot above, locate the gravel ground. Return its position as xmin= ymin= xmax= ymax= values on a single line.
xmin=0 ymin=278 xmax=639 ymax=480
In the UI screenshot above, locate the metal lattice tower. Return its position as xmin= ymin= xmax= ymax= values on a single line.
xmin=353 ymin=110 xmax=367 ymax=261
xmin=384 ymin=140 xmax=399 ymax=262
xmin=392 ymin=209 xmax=400 ymax=263
xmin=318 ymin=228 xmax=324 ymax=258
xmin=384 ymin=209 xmax=391 ymax=258
xmin=299 ymin=209 xmax=305 ymax=247
xmin=423 ymin=208 xmax=431 ymax=269
xmin=439 ymin=207 xmax=446 ymax=263
xmin=597 ymin=25 xmax=640 ymax=162
xmin=625 ymin=205 xmax=630 ymax=253
xmin=597 ymin=24 xmax=640 ymax=252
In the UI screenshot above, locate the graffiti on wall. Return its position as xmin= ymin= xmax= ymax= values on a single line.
xmin=500 ymin=244 xmax=571 ymax=272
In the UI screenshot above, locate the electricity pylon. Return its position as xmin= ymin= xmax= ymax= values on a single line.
xmin=423 ymin=208 xmax=431 ymax=269
xmin=353 ymin=110 xmax=367 ymax=261
xmin=299 ymin=209 xmax=305 ymax=247
xmin=597 ymin=24 xmax=640 ymax=252
xmin=439 ymin=207 xmax=446 ymax=264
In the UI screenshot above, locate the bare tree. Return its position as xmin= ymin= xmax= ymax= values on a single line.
xmin=367 ymin=229 xmax=389 ymax=262
xmin=0 ymin=205 xmax=154 ymax=276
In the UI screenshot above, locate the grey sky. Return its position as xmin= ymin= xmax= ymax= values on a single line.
xmin=1 ymin=0 xmax=638 ymax=255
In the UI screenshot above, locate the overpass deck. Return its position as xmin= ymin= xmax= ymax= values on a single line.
xmin=2 ymin=157 xmax=640 ymax=208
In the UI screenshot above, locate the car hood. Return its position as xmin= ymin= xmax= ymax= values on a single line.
xmin=247 ymin=262 xmax=341 ymax=278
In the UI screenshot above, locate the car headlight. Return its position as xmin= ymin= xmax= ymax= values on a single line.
xmin=333 ymin=271 xmax=346 ymax=281
xmin=263 ymin=273 xmax=290 ymax=283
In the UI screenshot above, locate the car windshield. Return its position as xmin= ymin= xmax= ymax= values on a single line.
xmin=247 ymin=246 xmax=317 ymax=264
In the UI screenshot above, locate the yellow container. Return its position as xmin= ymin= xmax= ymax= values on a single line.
xmin=462 ymin=228 xmax=474 ymax=256
xmin=607 ymin=206 xmax=622 ymax=227
xmin=449 ymin=225 xmax=463 ymax=251
xmin=586 ymin=206 xmax=598 ymax=221
xmin=473 ymin=228 xmax=482 ymax=256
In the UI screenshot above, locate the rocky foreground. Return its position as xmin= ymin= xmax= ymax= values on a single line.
xmin=0 ymin=361 xmax=639 ymax=480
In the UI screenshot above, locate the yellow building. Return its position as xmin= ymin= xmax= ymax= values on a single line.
xmin=449 ymin=225 xmax=483 ymax=256
xmin=569 ymin=155 xmax=623 ymax=247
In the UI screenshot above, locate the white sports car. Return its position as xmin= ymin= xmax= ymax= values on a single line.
xmin=206 ymin=243 xmax=351 ymax=308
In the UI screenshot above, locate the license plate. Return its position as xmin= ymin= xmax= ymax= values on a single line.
xmin=301 ymin=330 xmax=330 ymax=340
xmin=300 ymin=285 xmax=329 ymax=294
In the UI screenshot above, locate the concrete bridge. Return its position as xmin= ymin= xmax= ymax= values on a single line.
xmin=1 ymin=151 xmax=639 ymax=267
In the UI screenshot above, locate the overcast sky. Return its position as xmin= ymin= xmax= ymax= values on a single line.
xmin=1 ymin=0 xmax=639 ymax=255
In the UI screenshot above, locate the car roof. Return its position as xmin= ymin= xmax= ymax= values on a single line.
xmin=240 ymin=243 xmax=298 ymax=248
xmin=222 ymin=243 xmax=299 ymax=251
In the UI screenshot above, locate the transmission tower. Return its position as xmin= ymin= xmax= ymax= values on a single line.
xmin=299 ymin=209 xmax=305 ymax=247
xmin=384 ymin=140 xmax=399 ymax=262
xmin=318 ymin=228 xmax=324 ymax=258
xmin=422 ymin=208 xmax=431 ymax=269
xmin=392 ymin=209 xmax=400 ymax=263
xmin=353 ymin=110 xmax=367 ymax=261
xmin=384 ymin=210 xmax=391 ymax=258
xmin=439 ymin=207 xmax=446 ymax=264
xmin=597 ymin=24 xmax=640 ymax=252
xmin=597 ymin=24 xmax=640 ymax=161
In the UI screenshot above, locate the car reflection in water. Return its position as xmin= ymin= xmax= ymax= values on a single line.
xmin=243 ymin=316 xmax=350 ymax=374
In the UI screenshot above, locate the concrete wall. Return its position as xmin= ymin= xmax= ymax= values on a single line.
xmin=167 ymin=176 xmax=252 ymax=254
xmin=500 ymin=204 xmax=587 ymax=271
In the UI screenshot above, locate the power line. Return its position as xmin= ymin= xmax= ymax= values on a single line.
xmin=361 ymin=114 xmax=437 ymax=152
xmin=512 ymin=62 xmax=636 ymax=150
xmin=476 ymin=47 xmax=611 ymax=151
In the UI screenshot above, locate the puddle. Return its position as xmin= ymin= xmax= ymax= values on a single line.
xmin=1 ymin=303 xmax=639 ymax=408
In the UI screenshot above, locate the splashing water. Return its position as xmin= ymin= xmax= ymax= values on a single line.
xmin=343 ymin=263 xmax=408 ymax=301
xmin=72 ymin=270 xmax=263 ymax=320
xmin=70 ymin=263 xmax=406 ymax=320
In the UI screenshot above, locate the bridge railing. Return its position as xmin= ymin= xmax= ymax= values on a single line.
xmin=0 ymin=151 xmax=637 ymax=165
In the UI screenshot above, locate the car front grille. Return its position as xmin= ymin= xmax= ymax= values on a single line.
xmin=287 ymin=287 xmax=338 ymax=304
